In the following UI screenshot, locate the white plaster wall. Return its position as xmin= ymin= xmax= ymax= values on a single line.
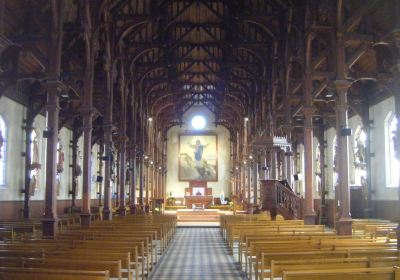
xmin=324 ymin=127 xmax=336 ymax=200
xmin=166 ymin=106 xmax=231 ymax=199
xmin=323 ymin=115 xmax=365 ymax=200
xmin=313 ymin=136 xmax=321 ymax=199
xmin=77 ymin=136 xmax=101 ymax=200
xmin=348 ymin=115 xmax=363 ymax=185
xmin=323 ymin=96 xmax=397 ymax=201
xmin=295 ymin=143 xmax=305 ymax=197
xmin=30 ymin=114 xmax=46 ymax=201
xmin=0 ymin=96 xmax=101 ymax=203
xmin=0 ymin=96 xmax=25 ymax=201
xmin=369 ymin=96 xmax=396 ymax=200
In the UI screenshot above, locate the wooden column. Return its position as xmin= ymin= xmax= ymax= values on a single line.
xmin=391 ymin=26 xmax=400 ymax=247
xmin=70 ymin=122 xmax=79 ymax=210
xmin=161 ymin=139 xmax=167 ymax=201
xmin=244 ymin=162 xmax=249 ymax=201
xmin=252 ymin=150 xmax=259 ymax=205
xmin=118 ymin=133 xmax=128 ymax=216
xmin=102 ymin=12 xmax=113 ymax=221
xmin=80 ymin=0 xmax=95 ymax=226
xmin=318 ymin=119 xmax=328 ymax=225
xmin=129 ymin=145 xmax=137 ymax=214
xmin=303 ymin=106 xmax=317 ymax=224
xmin=117 ymin=70 xmax=128 ymax=216
xmin=334 ymin=0 xmax=353 ymax=235
xmin=139 ymin=146 xmax=144 ymax=210
xmin=281 ymin=149 xmax=287 ymax=180
xmin=270 ymin=149 xmax=277 ymax=179
xmin=145 ymin=163 xmax=150 ymax=212
xmin=129 ymin=90 xmax=138 ymax=214
xmin=42 ymin=0 xmax=65 ymax=237
xmin=360 ymin=98 xmax=372 ymax=219
xmin=22 ymin=111 xmax=33 ymax=219
xmin=103 ymin=123 xmax=113 ymax=220
xmin=97 ymin=141 xmax=104 ymax=206
xmin=81 ymin=112 xmax=94 ymax=226
xmin=115 ymin=152 xmax=119 ymax=208
xmin=334 ymin=80 xmax=353 ymax=234
xmin=241 ymin=162 xmax=246 ymax=199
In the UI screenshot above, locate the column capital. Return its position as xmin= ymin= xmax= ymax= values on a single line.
xmin=81 ymin=106 xmax=97 ymax=116
xmin=103 ymin=123 xmax=115 ymax=130
xmin=282 ymin=123 xmax=292 ymax=130
xmin=118 ymin=135 xmax=129 ymax=143
xmin=302 ymin=106 xmax=315 ymax=118
xmin=390 ymin=28 xmax=400 ymax=42
xmin=44 ymin=80 xmax=68 ymax=93
xmin=334 ymin=80 xmax=352 ymax=91
xmin=46 ymin=103 xmax=60 ymax=111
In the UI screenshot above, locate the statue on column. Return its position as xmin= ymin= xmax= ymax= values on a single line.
xmin=393 ymin=117 xmax=400 ymax=162
xmin=29 ymin=131 xmax=41 ymax=196
xmin=74 ymin=150 xmax=82 ymax=197
xmin=56 ymin=139 xmax=65 ymax=196
xmin=0 ymin=128 xmax=4 ymax=159
xmin=315 ymin=144 xmax=322 ymax=194
xmin=333 ymin=137 xmax=338 ymax=190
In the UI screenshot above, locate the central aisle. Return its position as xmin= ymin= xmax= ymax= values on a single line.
xmin=150 ymin=227 xmax=245 ymax=280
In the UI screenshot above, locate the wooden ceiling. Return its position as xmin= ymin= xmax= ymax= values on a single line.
xmin=0 ymin=0 xmax=398 ymax=144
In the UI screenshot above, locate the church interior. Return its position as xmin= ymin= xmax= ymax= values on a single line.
xmin=1 ymin=0 xmax=400 ymax=279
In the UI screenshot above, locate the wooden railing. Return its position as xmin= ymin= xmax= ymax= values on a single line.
xmin=260 ymin=180 xmax=303 ymax=220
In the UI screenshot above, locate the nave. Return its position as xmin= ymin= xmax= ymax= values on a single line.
xmin=2 ymin=0 xmax=400 ymax=279
xmin=150 ymin=228 xmax=245 ymax=280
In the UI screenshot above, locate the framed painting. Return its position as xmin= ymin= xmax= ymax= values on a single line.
xmin=179 ymin=134 xmax=218 ymax=181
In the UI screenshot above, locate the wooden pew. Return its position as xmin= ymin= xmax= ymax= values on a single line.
xmin=0 ymin=239 xmax=141 ymax=279
xmin=240 ymin=233 xmax=376 ymax=271
xmin=0 ymin=267 xmax=110 ymax=280
xmin=46 ymin=250 xmax=135 ymax=280
xmin=259 ymin=248 xmax=400 ymax=280
xmin=249 ymin=240 xmax=396 ymax=279
xmin=269 ymin=257 xmax=400 ymax=279
xmin=282 ymin=266 xmax=400 ymax=280
xmin=23 ymin=258 xmax=122 ymax=280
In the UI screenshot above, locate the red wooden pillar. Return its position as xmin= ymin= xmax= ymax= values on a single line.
xmin=42 ymin=0 xmax=65 ymax=237
xmin=303 ymin=106 xmax=317 ymax=225
xmin=102 ymin=11 xmax=114 ymax=221
xmin=80 ymin=0 xmax=95 ymax=226
xmin=335 ymin=80 xmax=353 ymax=235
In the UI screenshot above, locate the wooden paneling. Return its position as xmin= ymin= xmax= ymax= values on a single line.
xmin=370 ymin=200 xmax=400 ymax=222
xmin=0 ymin=199 xmax=103 ymax=221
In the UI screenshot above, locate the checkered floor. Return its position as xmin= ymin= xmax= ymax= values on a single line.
xmin=150 ymin=228 xmax=245 ymax=280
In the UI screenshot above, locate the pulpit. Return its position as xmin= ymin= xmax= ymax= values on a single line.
xmin=184 ymin=181 xmax=213 ymax=208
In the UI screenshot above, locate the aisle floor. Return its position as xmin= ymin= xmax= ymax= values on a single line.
xmin=150 ymin=227 xmax=246 ymax=280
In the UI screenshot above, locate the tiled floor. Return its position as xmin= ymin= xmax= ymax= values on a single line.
xmin=150 ymin=228 xmax=245 ymax=280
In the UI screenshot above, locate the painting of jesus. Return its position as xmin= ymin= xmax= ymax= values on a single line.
xmin=179 ymin=134 xmax=217 ymax=181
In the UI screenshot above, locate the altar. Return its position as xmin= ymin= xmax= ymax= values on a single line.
xmin=184 ymin=181 xmax=213 ymax=209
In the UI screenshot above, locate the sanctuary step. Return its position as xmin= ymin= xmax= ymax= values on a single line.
xmin=168 ymin=209 xmax=227 ymax=224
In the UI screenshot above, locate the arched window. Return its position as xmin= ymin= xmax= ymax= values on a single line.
xmin=385 ymin=113 xmax=399 ymax=187
xmin=0 ymin=115 xmax=7 ymax=186
xmin=353 ymin=126 xmax=367 ymax=186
